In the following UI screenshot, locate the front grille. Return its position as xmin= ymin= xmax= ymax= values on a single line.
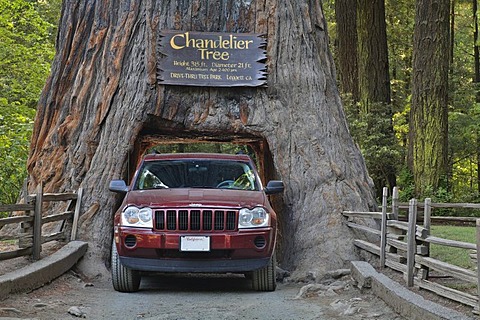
xmin=155 ymin=209 xmax=237 ymax=231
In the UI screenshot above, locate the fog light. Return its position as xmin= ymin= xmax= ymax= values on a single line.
xmin=254 ymin=236 xmax=266 ymax=248
xmin=124 ymin=235 xmax=137 ymax=248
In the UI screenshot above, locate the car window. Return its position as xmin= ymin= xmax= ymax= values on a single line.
xmin=137 ymin=169 xmax=169 ymax=189
xmin=134 ymin=160 xmax=259 ymax=191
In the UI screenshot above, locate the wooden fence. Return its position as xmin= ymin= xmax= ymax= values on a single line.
xmin=343 ymin=186 xmax=480 ymax=314
xmin=0 ymin=182 xmax=82 ymax=261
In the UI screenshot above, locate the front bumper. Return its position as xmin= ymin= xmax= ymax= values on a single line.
xmin=119 ymin=256 xmax=270 ymax=273
xmin=114 ymin=227 xmax=275 ymax=273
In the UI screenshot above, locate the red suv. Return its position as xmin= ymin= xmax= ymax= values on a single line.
xmin=109 ymin=153 xmax=284 ymax=292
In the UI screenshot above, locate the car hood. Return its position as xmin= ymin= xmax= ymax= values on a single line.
xmin=123 ymin=188 xmax=268 ymax=209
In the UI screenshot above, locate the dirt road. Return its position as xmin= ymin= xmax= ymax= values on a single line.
xmin=0 ymin=271 xmax=404 ymax=320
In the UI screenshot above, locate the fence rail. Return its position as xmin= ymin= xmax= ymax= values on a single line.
xmin=0 ymin=183 xmax=82 ymax=261
xmin=343 ymin=186 xmax=480 ymax=314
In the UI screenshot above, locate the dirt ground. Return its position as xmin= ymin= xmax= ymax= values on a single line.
xmin=0 ymin=269 xmax=407 ymax=320
xmin=0 ymin=241 xmax=406 ymax=320
xmin=0 ymin=242 xmax=475 ymax=320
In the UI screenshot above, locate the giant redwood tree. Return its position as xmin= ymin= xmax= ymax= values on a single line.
xmin=27 ymin=0 xmax=376 ymax=278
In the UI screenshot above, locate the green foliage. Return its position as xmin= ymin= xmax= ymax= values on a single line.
xmin=33 ymin=0 xmax=62 ymax=44
xmin=150 ymin=143 xmax=257 ymax=163
xmin=396 ymin=167 xmax=415 ymax=201
xmin=0 ymin=0 xmax=55 ymax=107
xmin=343 ymin=96 xmax=402 ymax=193
xmin=446 ymin=1 xmax=480 ymax=203
xmin=385 ymin=0 xmax=414 ymax=115
xmin=0 ymin=101 xmax=35 ymax=204
xmin=324 ymin=1 xmax=480 ymax=203
xmin=0 ymin=0 xmax=57 ymax=204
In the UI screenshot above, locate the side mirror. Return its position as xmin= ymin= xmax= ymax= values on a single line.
xmin=109 ymin=180 xmax=128 ymax=194
xmin=264 ymin=180 xmax=284 ymax=195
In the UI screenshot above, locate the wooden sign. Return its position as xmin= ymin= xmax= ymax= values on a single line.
xmin=158 ymin=30 xmax=267 ymax=87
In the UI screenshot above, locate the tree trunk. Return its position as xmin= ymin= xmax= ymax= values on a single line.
xmin=450 ymin=0 xmax=455 ymax=67
xmin=409 ymin=0 xmax=450 ymax=196
xmin=335 ymin=0 xmax=359 ymax=103
xmin=356 ymin=0 xmax=397 ymax=195
xmin=27 ymin=0 xmax=376 ymax=278
xmin=474 ymin=0 xmax=480 ymax=193
xmin=356 ymin=0 xmax=391 ymax=109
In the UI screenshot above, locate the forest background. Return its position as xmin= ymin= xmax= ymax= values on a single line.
xmin=0 ymin=0 xmax=479 ymax=215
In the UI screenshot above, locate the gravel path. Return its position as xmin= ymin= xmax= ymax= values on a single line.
xmin=0 ymin=270 xmax=404 ymax=320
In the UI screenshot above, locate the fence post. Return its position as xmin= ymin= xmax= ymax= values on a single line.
xmin=33 ymin=182 xmax=43 ymax=260
xmin=70 ymin=187 xmax=83 ymax=241
xmin=423 ymin=198 xmax=431 ymax=231
xmin=421 ymin=198 xmax=432 ymax=279
xmin=380 ymin=187 xmax=388 ymax=268
xmin=392 ymin=186 xmax=399 ymax=220
xmin=476 ymin=219 xmax=480 ymax=313
xmin=406 ymin=198 xmax=417 ymax=287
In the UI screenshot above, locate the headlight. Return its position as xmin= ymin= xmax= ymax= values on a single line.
xmin=238 ymin=207 xmax=269 ymax=228
xmin=121 ymin=206 xmax=153 ymax=228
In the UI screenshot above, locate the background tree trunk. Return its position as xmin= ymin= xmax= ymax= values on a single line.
xmin=356 ymin=0 xmax=391 ymax=110
xmin=335 ymin=0 xmax=359 ymax=103
xmin=409 ymin=0 xmax=450 ymax=196
xmin=355 ymin=0 xmax=397 ymax=195
xmin=27 ymin=0 xmax=375 ymax=278
xmin=474 ymin=0 xmax=480 ymax=193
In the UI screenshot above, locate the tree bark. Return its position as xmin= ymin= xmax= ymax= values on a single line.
xmin=356 ymin=0 xmax=391 ymax=109
xmin=450 ymin=0 xmax=456 ymax=67
xmin=27 ymin=0 xmax=375 ymax=278
xmin=356 ymin=0 xmax=396 ymax=194
xmin=335 ymin=0 xmax=359 ymax=103
xmin=474 ymin=0 xmax=480 ymax=193
xmin=409 ymin=0 xmax=450 ymax=196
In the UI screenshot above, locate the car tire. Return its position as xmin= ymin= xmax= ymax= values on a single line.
xmin=252 ymin=251 xmax=276 ymax=291
xmin=111 ymin=241 xmax=141 ymax=292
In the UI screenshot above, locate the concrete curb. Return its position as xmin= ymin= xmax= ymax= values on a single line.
xmin=350 ymin=261 xmax=474 ymax=320
xmin=0 ymin=241 xmax=88 ymax=300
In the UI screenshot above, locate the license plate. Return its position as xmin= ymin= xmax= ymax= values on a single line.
xmin=180 ymin=236 xmax=210 ymax=252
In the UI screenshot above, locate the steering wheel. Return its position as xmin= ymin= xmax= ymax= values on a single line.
xmin=216 ymin=180 xmax=235 ymax=188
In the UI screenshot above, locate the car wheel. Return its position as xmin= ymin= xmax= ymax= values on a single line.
xmin=111 ymin=241 xmax=141 ymax=292
xmin=252 ymin=252 xmax=276 ymax=291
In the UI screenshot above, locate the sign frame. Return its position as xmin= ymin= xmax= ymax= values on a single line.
xmin=158 ymin=30 xmax=267 ymax=87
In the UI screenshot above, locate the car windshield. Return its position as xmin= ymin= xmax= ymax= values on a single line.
xmin=134 ymin=159 xmax=259 ymax=191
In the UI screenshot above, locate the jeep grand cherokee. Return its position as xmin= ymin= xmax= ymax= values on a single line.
xmin=109 ymin=153 xmax=284 ymax=292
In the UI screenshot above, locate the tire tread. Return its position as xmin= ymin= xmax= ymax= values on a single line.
xmin=111 ymin=241 xmax=141 ymax=292
xmin=252 ymin=252 xmax=276 ymax=291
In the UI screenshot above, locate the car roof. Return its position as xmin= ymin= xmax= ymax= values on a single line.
xmin=143 ymin=153 xmax=253 ymax=162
